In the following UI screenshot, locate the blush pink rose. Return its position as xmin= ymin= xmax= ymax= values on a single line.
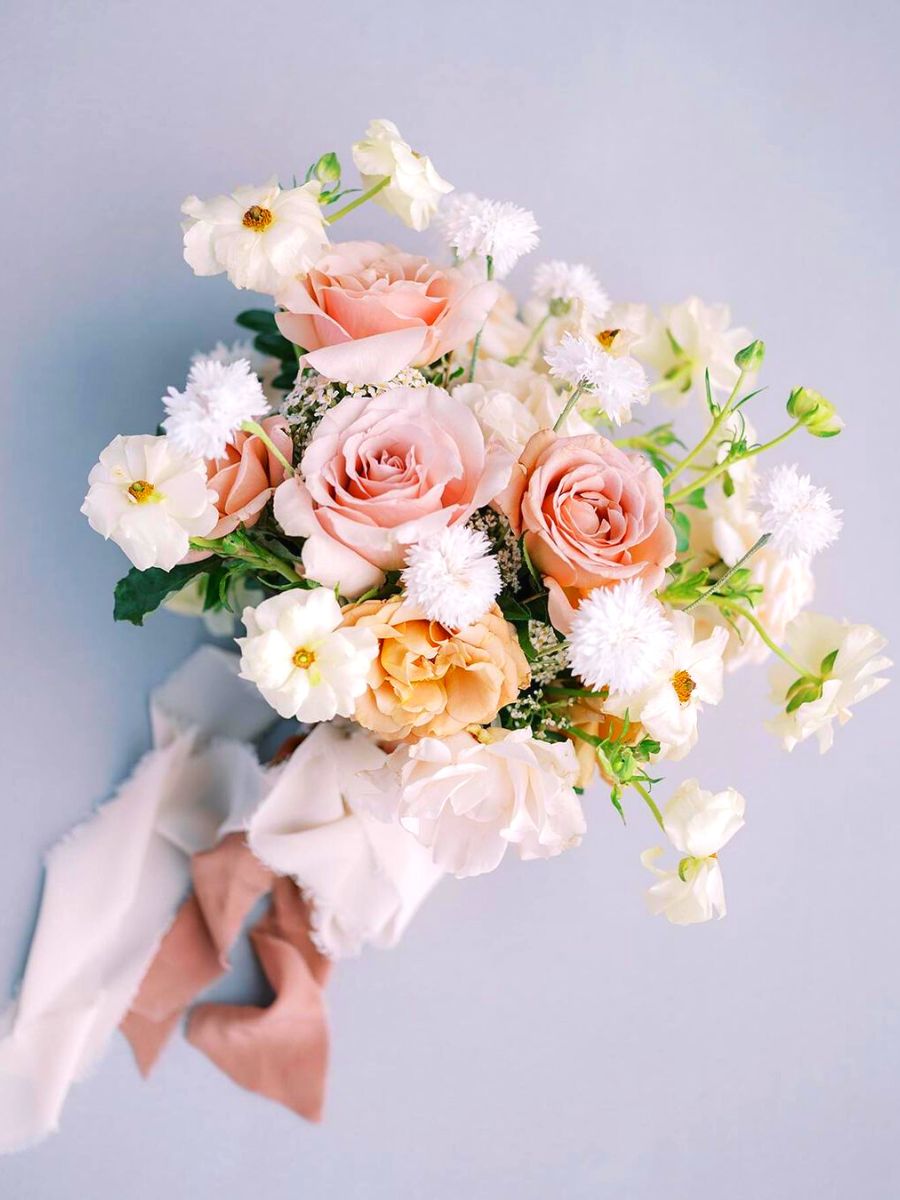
xmin=273 ymin=385 xmax=512 ymax=597
xmin=206 ymin=415 xmax=293 ymax=539
xmin=497 ymin=430 xmax=676 ymax=632
xmin=275 ymin=241 xmax=499 ymax=385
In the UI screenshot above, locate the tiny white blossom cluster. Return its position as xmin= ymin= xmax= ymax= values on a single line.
xmin=163 ymin=357 xmax=270 ymax=460
xmin=754 ymin=464 xmax=843 ymax=560
xmin=402 ymin=526 xmax=502 ymax=631
xmin=544 ymin=332 xmax=650 ymax=423
xmin=439 ymin=193 xmax=539 ymax=277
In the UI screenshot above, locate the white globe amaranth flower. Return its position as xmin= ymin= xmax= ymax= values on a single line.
xmin=401 ymin=526 xmax=501 ymax=632
xmin=768 ymin=612 xmax=891 ymax=752
xmin=567 ymin=580 xmax=676 ymax=695
xmin=642 ymin=779 xmax=746 ymax=925
xmin=439 ymin=193 xmax=539 ymax=278
xmin=81 ymin=434 xmax=218 ymax=571
xmin=605 ymin=611 xmax=728 ymax=760
xmin=544 ymin=331 xmax=605 ymax=388
xmin=237 ymin=588 xmax=378 ymax=723
xmin=364 ymin=729 xmax=585 ymax=878
xmin=351 ymin=118 xmax=453 ymax=232
xmin=590 ymin=351 xmax=650 ymax=425
xmin=181 ymin=177 xmax=328 ymax=294
xmin=633 ymin=296 xmax=753 ymax=406
xmin=754 ymin=464 xmax=842 ymax=560
xmin=162 ymin=357 xmax=270 ymax=461
xmin=532 ymin=260 xmax=610 ymax=321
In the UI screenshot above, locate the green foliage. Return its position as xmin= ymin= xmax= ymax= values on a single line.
xmin=668 ymin=506 xmax=692 ymax=553
xmin=235 ymin=309 xmax=300 ymax=392
xmin=113 ymin=561 xmax=210 ymax=626
xmin=735 ymin=340 xmax=765 ymax=371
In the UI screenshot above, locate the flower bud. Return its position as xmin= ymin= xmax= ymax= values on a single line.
xmin=314 ymin=152 xmax=341 ymax=184
xmin=786 ymin=387 xmax=844 ymax=437
xmin=734 ymin=340 xmax=765 ymax=371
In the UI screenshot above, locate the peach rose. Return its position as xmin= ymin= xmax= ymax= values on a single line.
xmin=205 ymin=415 xmax=293 ymax=539
xmin=497 ymin=430 xmax=676 ymax=632
xmin=274 ymin=384 xmax=512 ymax=598
xmin=340 ymin=597 xmax=529 ymax=741
xmin=275 ymin=241 xmax=499 ymax=385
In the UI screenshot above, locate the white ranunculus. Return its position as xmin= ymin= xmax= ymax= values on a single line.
xmin=605 ymin=612 xmax=727 ymax=761
xmin=363 ymin=729 xmax=585 ymax=878
xmin=454 ymin=360 xmax=592 ymax=456
xmin=352 ymin=118 xmax=453 ymax=231
xmin=237 ymin=589 xmax=377 ymax=723
xmin=642 ymin=779 xmax=746 ymax=925
xmin=81 ymin=434 xmax=218 ymax=571
xmin=181 ymin=177 xmax=328 ymax=294
xmin=768 ymin=613 xmax=891 ymax=752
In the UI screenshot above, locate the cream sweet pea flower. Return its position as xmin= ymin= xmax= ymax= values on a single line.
xmin=362 ymin=729 xmax=585 ymax=878
xmin=237 ymin=589 xmax=378 ymax=722
xmin=352 ymin=119 xmax=453 ymax=231
xmin=768 ymin=613 xmax=891 ymax=752
xmin=605 ymin=612 xmax=728 ymax=760
xmin=181 ymin=177 xmax=327 ymax=294
xmin=641 ymin=779 xmax=746 ymax=925
xmin=81 ymin=434 xmax=218 ymax=571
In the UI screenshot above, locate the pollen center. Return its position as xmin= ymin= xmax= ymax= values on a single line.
xmin=242 ymin=205 xmax=274 ymax=232
xmin=127 ymin=479 xmax=157 ymax=504
xmin=596 ymin=329 xmax=620 ymax=349
xmin=671 ymin=669 xmax=696 ymax=705
xmin=292 ymin=647 xmax=316 ymax=670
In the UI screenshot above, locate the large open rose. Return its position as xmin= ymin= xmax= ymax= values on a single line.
xmin=274 ymin=384 xmax=512 ymax=597
xmin=497 ymin=430 xmax=676 ymax=631
xmin=275 ymin=241 xmax=499 ymax=384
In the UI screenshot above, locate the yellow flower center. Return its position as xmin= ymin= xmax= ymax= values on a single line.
xmin=671 ymin=669 xmax=696 ymax=705
xmin=242 ymin=205 xmax=274 ymax=232
xmin=127 ymin=479 xmax=158 ymax=504
xmin=596 ymin=329 xmax=620 ymax=349
xmin=292 ymin=647 xmax=316 ymax=670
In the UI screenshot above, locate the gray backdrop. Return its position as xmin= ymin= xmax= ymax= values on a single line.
xmin=1 ymin=1 xmax=898 ymax=1196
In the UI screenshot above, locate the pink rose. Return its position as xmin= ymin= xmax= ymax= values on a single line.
xmin=497 ymin=430 xmax=676 ymax=632
xmin=206 ymin=415 xmax=293 ymax=539
xmin=274 ymin=385 xmax=512 ymax=597
xmin=275 ymin=241 xmax=499 ymax=385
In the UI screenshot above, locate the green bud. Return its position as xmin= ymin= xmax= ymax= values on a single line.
xmin=784 ymin=676 xmax=824 ymax=713
xmin=786 ymin=387 xmax=844 ymax=437
xmin=313 ymin=151 xmax=341 ymax=184
xmin=734 ymin=339 xmax=765 ymax=371
xmin=548 ymin=297 xmax=572 ymax=317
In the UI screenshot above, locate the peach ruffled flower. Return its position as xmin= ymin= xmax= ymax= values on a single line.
xmin=339 ymin=597 xmax=529 ymax=741
xmin=496 ymin=430 xmax=676 ymax=632
xmin=274 ymin=241 xmax=499 ymax=385
xmin=205 ymin=415 xmax=293 ymax=540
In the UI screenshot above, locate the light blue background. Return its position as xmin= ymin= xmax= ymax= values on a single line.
xmin=1 ymin=1 xmax=898 ymax=1196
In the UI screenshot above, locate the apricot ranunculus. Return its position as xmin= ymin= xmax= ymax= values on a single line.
xmin=339 ymin=597 xmax=530 ymax=741
xmin=497 ymin=430 xmax=676 ymax=632
xmin=273 ymin=384 xmax=512 ymax=598
xmin=275 ymin=241 xmax=499 ymax=385
xmin=205 ymin=415 xmax=293 ymax=539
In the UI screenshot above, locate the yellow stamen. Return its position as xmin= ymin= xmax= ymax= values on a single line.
xmin=596 ymin=329 xmax=620 ymax=349
xmin=292 ymin=647 xmax=316 ymax=670
xmin=671 ymin=669 xmax=696 ymax=705
xmin=127 ymin=479 xmax=158 ymax=504
xmin=242 ymin=205 xmax=274 ymax=232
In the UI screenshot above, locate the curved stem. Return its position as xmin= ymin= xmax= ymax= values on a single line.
xmin=667 ymin=421 xmax=803 ymax=503
xmin=467 ymin=256 xmax=495 ymax=382
xmin=631 ymin=780 xmax=665 ymax=831
xmin=326 ymin=176 xmax=390 ymax=223
xmin=507 ymin=312 xmax=549 ymax=366
xmin=663 ymin=369 xmax=747 ymax=488
xmin=553 ymin=381 xmax=587 ymax=433
xmin=709 ymin=597 xmax=813 ymax=678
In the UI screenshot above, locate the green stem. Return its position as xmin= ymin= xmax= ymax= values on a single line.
xmin=241 ymin=420 xmax=294 ymax=477
xmin=188 ymin=536 xmax=299 ymax=585
xmin=326 ymin=176 xmax=390 ymax=223
xmin=708 ymin=597 xmax=813 ymax=678
xmin=467 ymin=256 xmax=494 ymax=382
xmin=553 ymin=381 xmax=587 ymax=433
xmin=631 ymin=780 xmax=665 ymax=831
xmin=683 ymin=533 xmax=771 ymax=612
xmin=663 ymin=368 xmax=747 ymax=488
xmin=507 ymin=312 xmax=549 ymax=366
xmin=614 ymin=436 xmax=679 ymax=464
xmin=667 ymin=421 xmax=803 ymax=504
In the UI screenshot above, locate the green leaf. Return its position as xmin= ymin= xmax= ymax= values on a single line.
xmin=722 ymin=471 xmax=735 ymax=498
xmin=820 ymin=648 xmax=839 ymax=676
xmin=253 ymin=330 xmax=295 ymax=360
xmin=235 ymin=309 xmax=279 ymax=335
xmin=682 ymin=488 xmax=707 ymax=510
xmin=669 ymin=508 xmax=692 ymax=553
xmin=113 ymin=561 xmax=210 ymax=626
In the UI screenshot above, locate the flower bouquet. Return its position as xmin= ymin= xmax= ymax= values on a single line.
xmin=1 ymin=118 xmax=890 ymax=1150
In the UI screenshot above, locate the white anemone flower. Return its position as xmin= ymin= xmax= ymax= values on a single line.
xmin=181 ymin=177 xmax=328 ymax=294
xmin=567 ymin=580 xmax=675 ymax=694
xmin=237 ymin=588 xmax=378 ymax=723
xmin=162 ymin=357 xmax=270 ymax=461
xmin=352 ymin=118 xmax=453 ymax=231
xmin=642 ymin=779 xmax=746 ymax=925
xmin=634 ymin=296 xmax=753 ymax=405
xmin=439 ymin=193 xmax=539 ymax=277
xmin=401 ymin=526 xmax=501 ymax=631
xmin=81 ymin=434 xmax=218 ymax=571
xmin=754 ymin=464 xmax=842 ymax=560
xmin=605 ymin=612 xmax=728 ymax=760
xmin=361 ymin=729 xmax=584 ymax=878
xmin=768 ymin=612 xmax=891 ymax=752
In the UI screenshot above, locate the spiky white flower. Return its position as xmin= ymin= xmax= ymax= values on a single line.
xmin=567 ymin=580 xmax=675 ymax=694
xmin=81 ymin=434 xmax=218 ymax=571
xmin=544 ymin=332 xmax=605 ymax=388
xmin=768 ymin=612 xmax=891 ymax=752
xmin=592 ymin=352 xmax=650 ymax=424
xmin=641 ymin=779 xmax=746 ymax=925
xmin=181 ymin=177 xmax=328 ymax=294
xmin=532 ymin=260 xmax=610 ymax=320
xmin=237 ymin=589 xmax=378 ymax=723
xmin=439 ymin=193 xmax=539 ymax=278
xmin=401 ymin=526 xmax=501 ymax=631
xmin=162 ymin=357 xmax=270 ymax=461
xmin=191 ymin=338 xmax=269 ymax=377
xmin=352 ymin=118 xmax=453 ymax=231
xmin=754 ymin=464 xmax=842 ymax=560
